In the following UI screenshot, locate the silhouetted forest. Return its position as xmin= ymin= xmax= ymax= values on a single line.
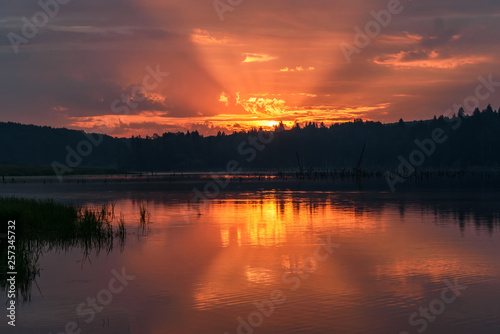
xmin=1 ymin=105 xmax=500 ymax=173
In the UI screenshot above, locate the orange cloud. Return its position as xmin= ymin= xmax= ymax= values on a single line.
xmin=190 ymin=29 xmax=228 ymax=45
xmin=279 ymin=66 xmax=315 ymax=72
xmin=67 ymin=100 xmax=391 ymax=137
xmin=374 ymin=50 xmax=490 ymax=69
xmin=219 ymin=92 xmax=229 ymax=106
xmin=238 ymin=97 xmax=287 ymax=116
xmin=242 ymin=53 xmax=278 ymax=63
xmin=378 ymin=32 xmax=423 ymax=45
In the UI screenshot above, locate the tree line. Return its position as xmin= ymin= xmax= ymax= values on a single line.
xmin=1 ymin=105 xmax=500 ymax=172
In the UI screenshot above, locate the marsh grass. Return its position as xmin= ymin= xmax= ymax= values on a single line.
xmin=138 ymin=201 xmax=151 ymax=235
xmin=116 ymin=213 xmax=126 ymax=252
xmin=0 ymin=197 xmax=127 ymax=302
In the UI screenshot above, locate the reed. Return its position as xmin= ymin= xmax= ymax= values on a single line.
xmin=0 ymin=197 xmax=127 ymax=302
xmin=138 ymin=201 xmax=151 ymax=233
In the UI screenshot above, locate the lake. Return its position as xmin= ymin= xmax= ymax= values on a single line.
xmin=1 ymin=175 xmax=499 ymax=334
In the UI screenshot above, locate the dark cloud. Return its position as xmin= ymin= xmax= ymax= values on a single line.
xmin=420 ymin=18 xmax=459 ymax=48
xmin=1 ymin=0 xmax=500 ymax=133
xmin=0 ymin=0 xmax=225 ymax=127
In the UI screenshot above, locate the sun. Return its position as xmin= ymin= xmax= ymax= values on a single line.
xmin=258 ymin=121 xmax=280 ymax=129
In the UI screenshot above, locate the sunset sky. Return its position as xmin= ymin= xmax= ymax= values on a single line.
xmin=1 ymin=0 xmax=500 ymax=136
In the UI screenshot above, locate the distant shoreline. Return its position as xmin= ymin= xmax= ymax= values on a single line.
xmin=2 ymin=165 xmax=500 ymax=179
xmin=1 ymin=168 xmax=500 ymax=195
xmin=0 ymin=165 xmax=128 ymax=177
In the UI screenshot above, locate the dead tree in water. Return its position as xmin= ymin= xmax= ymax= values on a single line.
xmin=357 ymin=143 xmax=366 ymax=170
xmin=354 ymin=143 xmax=366 ymax=177
xmin=296 ymin=151 xmax=304 ymax=174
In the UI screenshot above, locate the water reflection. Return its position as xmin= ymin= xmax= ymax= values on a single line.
xmin=0 ymin=203 xmax=141 ymax=303
xmin=1 ymin=190 xmax=500 ymax=334
xmin=111 ymin=191 xmax=500 ymax=334
xmin=180 ymin=191 xmax=500 ymax=248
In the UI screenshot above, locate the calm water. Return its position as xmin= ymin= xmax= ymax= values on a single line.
xmin=1 ymin=178 xmax=500 ymax=334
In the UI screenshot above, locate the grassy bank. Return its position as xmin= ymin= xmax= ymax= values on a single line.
xmin=0 ymin=197 xmax=125 ymax=240
xmin=0 ymin=197 xmax=126 ymax=301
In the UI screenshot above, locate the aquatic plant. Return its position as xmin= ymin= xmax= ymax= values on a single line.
xmin=138 ymin=201 xmax=151 ymax=234
xmin=0 ymin=197 xmax=128 ymax=302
